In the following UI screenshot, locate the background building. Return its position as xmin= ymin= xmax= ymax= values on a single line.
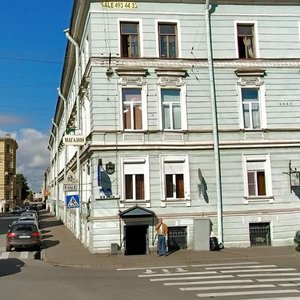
xmin=0 ymin=134 xmax=18 ymax=212
xmin=48 ymin=0 xmax=300 ymax=254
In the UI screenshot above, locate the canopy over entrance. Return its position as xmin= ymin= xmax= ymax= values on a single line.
xmin=119 ymin=205 xmax=155 ymax=219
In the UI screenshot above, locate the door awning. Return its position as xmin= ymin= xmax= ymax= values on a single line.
xmin=119 ymin=205 xmax=155 ymax=219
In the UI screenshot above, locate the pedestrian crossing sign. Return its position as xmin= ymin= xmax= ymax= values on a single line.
xmin=66 ymin=195 xmax=80 ymax=209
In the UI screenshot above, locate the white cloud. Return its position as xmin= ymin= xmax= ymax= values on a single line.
xmin=6 ymin=128 xmax=49 ymax=192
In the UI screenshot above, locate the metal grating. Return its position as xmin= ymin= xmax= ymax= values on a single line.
xmin=168 ymin=226 xmax=187 ymax=251
xmin=249 ymin=222 xmax=271 ymax=246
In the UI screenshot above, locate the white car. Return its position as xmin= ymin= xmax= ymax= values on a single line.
xmin=18 ymin=216 xmax=39 ymax=229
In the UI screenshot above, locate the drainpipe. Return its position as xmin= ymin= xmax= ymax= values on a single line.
xmin=205 ymin=0 xmax=223 ymax=243
xmin=64 ymin=28 xmax=81 ymax=239
xmin=50 ymin=126 xmax=59 ymax=217
xmin=58 ymin=88 xmax=68 ymax=223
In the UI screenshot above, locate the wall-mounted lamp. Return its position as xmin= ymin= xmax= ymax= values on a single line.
xmin=283 ymin=160 xmax=300 ymax=193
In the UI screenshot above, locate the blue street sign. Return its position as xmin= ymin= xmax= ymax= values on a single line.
xmin=66 ymin=195 xmax=80 ymax=209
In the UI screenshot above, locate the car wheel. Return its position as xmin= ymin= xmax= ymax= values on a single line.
xmin=6 ymin=246 xmax=11 ymax=252
xmin=295 ymin=245 xmax=300 ymax=252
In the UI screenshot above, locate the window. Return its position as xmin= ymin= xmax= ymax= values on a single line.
xmin=158 ymin=23 xmax=177 ymax=58
xmin=125 ymin=174 xmax=144 ymax=200
xmin=162 ymin=157 xmax=189 ymax=201
xmin=161 ymin=88 xmax=182 ymax=130
xmin=122 ymin=88 xmax=143 ymax=130
xmin=120 ymin=22 xmax=139 ymax=58
xmin=242 ymin=87 xmax=260 ymax=129
xmin=244 ymin=156 xmax=272 ymax=199
xmin=166 ymin=174 xmax=184 ymax=198
xmin=237 ymin=24 xmax=255 ymax=59
xmin=237 ymin=75 xmax=266 ymax=130
xmin=122 ymin=158 xmax=149 ymax=202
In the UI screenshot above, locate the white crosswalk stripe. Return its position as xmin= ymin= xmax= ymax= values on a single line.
xmin=0 ymin=251 xmax=36 ymax=260
xmin=0 ymin=252 xmax=9 ymax=259
xmin=118 ymin=261 xmax=300 ymax=299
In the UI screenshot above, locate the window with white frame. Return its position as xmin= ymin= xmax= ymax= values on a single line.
xmin=158 ymin=23 xmax=177 ymax=58
xmin=242 ymin=87 xmax=260 ymax=129
xmin=122 ymin=87 xmax=143 ymax=130
xmin=162 ymin=157 xmax=189 ymax=201
xmin=244 ymin=156 xmax=272 ymax=198
xmin=120 ymin=21 xmax=140 ymax=58
xmin=158 ymin=84 xmax=187 ymax=130
xmin=123 ymin=158 xmax=149 ymax=201
xmin=237 ymin=23 xmax=256 ymax=59
xmin=238 ymin=78 xmax=266 ymax=130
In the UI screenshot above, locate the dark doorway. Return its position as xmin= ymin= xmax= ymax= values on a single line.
xmin=125 ymin=225 xmax=148 ymax=255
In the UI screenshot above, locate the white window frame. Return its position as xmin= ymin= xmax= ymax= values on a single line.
xmin=234 ymin=21 xmax=260 ymax=59
xmin=155 ymin=19 xmax=181 ymax=58
xmin=157 ymin=82 xmax=187 ymax=131
xmin=118 ymin=18 xmax=144 ymax=57
xmin=119 ymin=84 xmax=148 ymax=131
xmin=237 ymin=79 xmax=266 ymax=130
xmin=161 ymin=155 xmax=190 ymax=202
xmin=121 ymin=157 xmax=150 ymax=202
xmin=243 ymin=155 xmax=273 ymax=201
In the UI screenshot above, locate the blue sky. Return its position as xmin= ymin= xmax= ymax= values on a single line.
xmin=0 ymin=1 xmax=73 ymax=191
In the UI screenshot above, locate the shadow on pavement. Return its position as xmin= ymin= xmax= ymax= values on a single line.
xmin=42 ymin=239 xmax=60 ymax=249
xmin=0 ymin=258 xmax=25 ymax=277
xmin=40 ymin=219 xmax=63 ymax=229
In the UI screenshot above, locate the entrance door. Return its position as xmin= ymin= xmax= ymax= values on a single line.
xmin=125 ymin=225 xmax=148 ymax=255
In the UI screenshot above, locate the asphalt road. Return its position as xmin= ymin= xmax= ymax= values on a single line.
xmin=2 ymin=213 xmax=300 ymax=300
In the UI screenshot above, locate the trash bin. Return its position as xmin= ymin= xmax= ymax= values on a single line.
xmin=111 ymin=243 xmax=119 ymax=254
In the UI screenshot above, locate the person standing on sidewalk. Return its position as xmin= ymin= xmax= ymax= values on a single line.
xmin=155 ymin=218 xmax=168 ymax=256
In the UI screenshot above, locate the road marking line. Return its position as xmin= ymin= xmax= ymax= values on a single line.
xmin=238 ymin=272 xmax=300 ymax=277
xmin=139 ymin=271 xmax=216 ymax=278
xmin=20 ymin=252 xmax=29 ymax=259
xmin=205 ymin=264 xmax=276 ymax=270
xmin=160 ymin=275 xmax=234 ymax=284
xmin=258 ymin=277 xmax=300 ymax=282
xmin=243 ymin=297 xmax=300 ymax=300
xmin=279 ymin=283 xmax=300 ymax=287
xmin=191 ymin=262 xmax=259 ymax=267
xmin=181 ymin=283 xmax=274 ymax=291
xmin=0 ymin=252 xmax=9 ymax=259
xmin=196 ymin=289 xmax=299 ymax=298
xmin=166 ymin=279 xmax=253 ymax=286
xmin=117 ymin=265 xmax=187 ymax=271
xmin=152 ymin=275 xmax=234 ymax=282
xmin=176 ymin=267 xmax=188 ymax=272
xmin=221 ymin=268 xmax=296 ymax=273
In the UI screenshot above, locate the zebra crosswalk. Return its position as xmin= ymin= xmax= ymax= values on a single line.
xmin=117 ymin=261 xmax=300 ymax=299
xmin=0 ymin=247 xmax=40 ymax=260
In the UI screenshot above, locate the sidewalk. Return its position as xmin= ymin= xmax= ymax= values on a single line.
xmin=40 ymin=212 xmax=298 ymax=269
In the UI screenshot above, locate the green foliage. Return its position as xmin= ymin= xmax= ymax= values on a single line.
xmin=16 ymin=174 xmax=31 ymax=200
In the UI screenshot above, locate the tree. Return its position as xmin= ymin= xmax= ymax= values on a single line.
xmin=16 ymin=174 xmax=31 ymax=201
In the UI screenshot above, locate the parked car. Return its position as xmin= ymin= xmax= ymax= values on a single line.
xmin=21 ymin=211 xmax=38 ymax=222
xmin=18 ymin=216 xmax=39 ymax=229
xmin=11 ymin=207 xmax=23 ymax=215
xmin=6 ymin=221 xmax=42 ymax=252
xmin=25 ymin=209 xmax=39 ymax=219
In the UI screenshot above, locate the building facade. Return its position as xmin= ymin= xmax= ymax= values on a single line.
xmin=47 ymin=0 xmax=300 ymax=254
xmin=0 ymin=135 xmax=18 ymax=213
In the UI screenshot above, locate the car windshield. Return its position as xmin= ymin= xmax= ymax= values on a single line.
xmin=12 ymin=225 xmax=36 ymax=232
xmin=21 ymin=213 xmax=35 ymax=218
